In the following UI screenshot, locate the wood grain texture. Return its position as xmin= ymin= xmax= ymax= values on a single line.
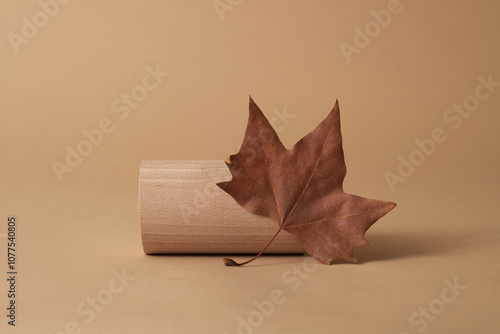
xmin=139 ymin=160 xmax=304 ymax=254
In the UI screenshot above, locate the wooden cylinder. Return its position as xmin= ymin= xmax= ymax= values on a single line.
xmin=139 ymin=160 xmax=304 ymax=254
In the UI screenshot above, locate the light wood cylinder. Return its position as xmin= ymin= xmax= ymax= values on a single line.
xmin=139 ymin=160 xmax=304 ymax=254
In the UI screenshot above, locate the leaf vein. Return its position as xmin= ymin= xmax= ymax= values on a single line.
xmin=286 ymin=210 xmax=382 ymax=229
xmin=282 ymin=127 xmax=333 ymax=226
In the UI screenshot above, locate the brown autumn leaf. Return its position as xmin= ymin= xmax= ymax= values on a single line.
xmin=217 ymin=97 xmax=396 ymax=266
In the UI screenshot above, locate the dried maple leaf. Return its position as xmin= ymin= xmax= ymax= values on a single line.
xmin=217 ymin=97 xmax=396 ymax=266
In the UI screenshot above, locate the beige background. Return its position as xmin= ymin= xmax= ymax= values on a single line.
xmin=1 ymin=0 xmax=499 ymax=333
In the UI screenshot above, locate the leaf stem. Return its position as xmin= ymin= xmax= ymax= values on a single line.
xmin=223 ymin=227 xmax=283 ymax=266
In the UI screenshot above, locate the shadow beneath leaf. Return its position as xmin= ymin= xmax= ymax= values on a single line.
xmin=354 ymin=229 xmax=481 ymax=264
